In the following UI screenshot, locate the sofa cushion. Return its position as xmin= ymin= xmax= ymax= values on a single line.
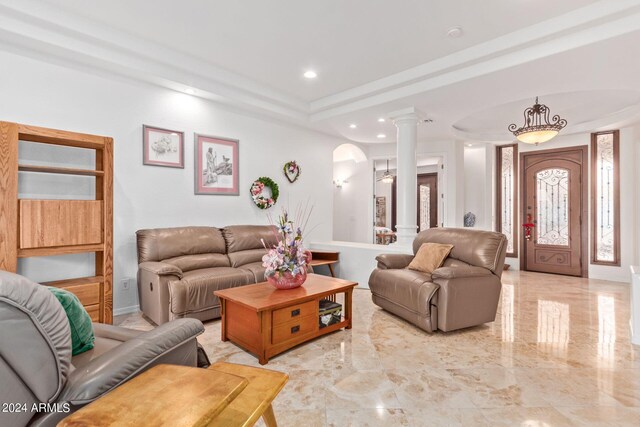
xmin=223 ymin=225 xmax=278 ymax=253
xmin=162 ymin=253 xmax=230 ymax=272
xmin=228 ymin=248 xmax=268 ymax=268
xmin=407 ymin=243 xmax=453 ymax=274
xmin=0 ymin=271 xmax=72 ymax=403
xmin=368 ymin=269 xmax=439 ymax=316
xmin=169 ymin=268 xmax=254 ymax=316
xmin=224 ymin=225 xmax=277 ymax=267
xmin=136 ymin=227 xmax=226 ymax=263
xmin=239 ymin=261 xmax=267 ymax=282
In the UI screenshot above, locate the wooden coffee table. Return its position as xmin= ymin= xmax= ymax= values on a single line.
xmin=215 ymin=274 xmax=357 ymax=364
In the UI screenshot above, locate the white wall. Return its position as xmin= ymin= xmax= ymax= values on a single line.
xmin=0 ymin=51 xmax=347 ymax=313
xmin=368 ymin=140 xmax=461 ymax=227
xmin=463 ymin=145 xmax=490 ymax=229
xmin=332 ymin=158 xmax=372 ymax=243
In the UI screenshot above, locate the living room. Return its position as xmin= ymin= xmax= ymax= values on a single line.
xmin=1 ymin=1 xmax=640 ymax=426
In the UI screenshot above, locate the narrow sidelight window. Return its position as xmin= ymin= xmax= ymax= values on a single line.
xmin=496 ymin=144 xmax=518 ymax=256
xmin=591 ymin=130 xmax=620 ymax=265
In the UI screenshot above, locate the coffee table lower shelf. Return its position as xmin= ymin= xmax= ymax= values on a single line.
xmin=215 ymin=275 xmax=357 ymax=365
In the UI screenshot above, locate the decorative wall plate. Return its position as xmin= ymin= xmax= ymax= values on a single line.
xmin=283 ymin=160 xmax=301 ymax=183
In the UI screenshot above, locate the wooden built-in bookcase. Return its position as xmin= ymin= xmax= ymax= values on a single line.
xmin=0 ymin=122 xmax=113 ymax=323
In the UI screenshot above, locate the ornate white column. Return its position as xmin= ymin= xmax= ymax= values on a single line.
xmin=390 ymin=108 xmax=423 ymax=246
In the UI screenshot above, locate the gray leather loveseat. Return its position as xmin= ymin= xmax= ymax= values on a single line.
xmin=136 ymin=225 xmax=277 ymax=325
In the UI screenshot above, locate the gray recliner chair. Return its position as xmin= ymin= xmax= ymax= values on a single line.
xmin=369 ymin=228 xmax=507 ymax=333
xmin=0 ymin=270 xmax=205 ymax=427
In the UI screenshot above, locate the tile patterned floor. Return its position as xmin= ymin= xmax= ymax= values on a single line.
xmin=116 ymin=271 xmax=640 ymax=426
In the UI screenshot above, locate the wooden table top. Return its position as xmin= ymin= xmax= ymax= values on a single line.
xmin=57 ymin=365 xmax=248 ymax=427
xmin=308 ymin=259 xmax=338 ymax=266
xmin=208 ymin=362 xmax=288 ymax=427
xmin=214 ymin=273 xmax=357 ymax=312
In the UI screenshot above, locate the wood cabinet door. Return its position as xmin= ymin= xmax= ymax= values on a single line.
xmin=522 ymin=148 xmax=587 ymax=277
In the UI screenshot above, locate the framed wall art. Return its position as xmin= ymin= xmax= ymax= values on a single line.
xmin=143 ymin=125 xmax=184 ymax=168
xmin=194 ymin=133 xmax=239 ymax=195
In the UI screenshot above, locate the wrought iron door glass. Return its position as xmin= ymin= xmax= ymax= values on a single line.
xmin=595 ymin=134 xmax=615 ymax=262
xmin=500 ymin=146 xmax=515 ymax=252
xmin=536 ymin=168 xmax=569 ymax=246
xmin=419 ymin=185 xmax=430 ymax=231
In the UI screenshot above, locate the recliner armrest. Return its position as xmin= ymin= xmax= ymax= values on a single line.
xmin=58 ymin=319 xmax=204 ymax=404
xmin=375 ymin=253 xmax=414 ymax=270
xmin=431 ymin=266 xmax=492 ymax=280
xmin=139 ymin=261 xmax=183 ymax=279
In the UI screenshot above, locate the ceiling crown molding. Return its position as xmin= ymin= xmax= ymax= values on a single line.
xmin=1 ymin=0 xmax=639 ymax=131
xmin=309 ymin=0 xmax=640 ymax=121
xmin=0 ymin=0 xmax=310 ymax=123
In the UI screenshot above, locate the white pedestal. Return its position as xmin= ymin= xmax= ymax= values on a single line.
xmin=631 ymin=266 xmax=640 ymax=346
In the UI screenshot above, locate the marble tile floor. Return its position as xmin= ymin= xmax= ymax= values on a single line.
xmin=116 ymin=271 xmax=640 ymax=426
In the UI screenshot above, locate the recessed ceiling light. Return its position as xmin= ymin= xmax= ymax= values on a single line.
xmin=377 ymin=133 xmax=386 ymax=139
xmin=303 ymin=70 xmax=317 ymax=79
xmin=349 ymin=124 xmax=357 ymax=129
xmin=467 ymin=143 xmax=473 ymax=147
xmin=378 ymin=118 xmax=385 ymax=123
xmin=447 ymin=26 xmax=463 ymax=38
xmin=185 ymin=88 xmax=195 ymax=95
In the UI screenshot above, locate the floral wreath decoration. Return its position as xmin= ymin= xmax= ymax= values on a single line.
xmin=283 ymin=160 xmax=301 ymax=183
xmin=250 ymin=177 xmax=279 ymax=209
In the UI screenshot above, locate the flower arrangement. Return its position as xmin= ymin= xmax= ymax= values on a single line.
xmin=283 ymin=160 xmax=301 ymax=183
xmin=523 ymin=213 xmax=535 ymax=241
xmin=250 ymin=177 xmax=279 ymax=209
xmin=262 ymin=205 xmax=313 ymax=289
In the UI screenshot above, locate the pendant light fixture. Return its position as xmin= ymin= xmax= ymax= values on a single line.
xmin=378 ymin=159 xmax=394 ymax=183
xmin=508 ymin=97 xmax=567 ymax=145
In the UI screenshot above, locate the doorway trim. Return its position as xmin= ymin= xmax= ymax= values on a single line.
xmin=391 ymin=172 xmax=438 ymax=231
xmin=519 ymin=145 xmax=589 ymax=277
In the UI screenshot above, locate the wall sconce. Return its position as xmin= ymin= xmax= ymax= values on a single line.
xmin=333 ymin=179 xmax=348 ymax=188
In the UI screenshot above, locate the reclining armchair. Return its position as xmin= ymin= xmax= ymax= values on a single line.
xmin=0 ymin=271 xmax=205 ymax=427
xmin=369 ymin=228 xmax=507 ymax=332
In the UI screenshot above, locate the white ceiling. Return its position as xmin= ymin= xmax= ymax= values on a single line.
xmin=2 ymin=0 xmax=640 ymax=143
xmin=38 ymin=0 xmax=600 ymax=102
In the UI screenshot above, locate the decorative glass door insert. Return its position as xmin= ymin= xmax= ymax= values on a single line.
xmin=536 ymin=168 xmax=569 ymax=246
xmin=594 ymin=133 xmax=615 ymax=262
xmin=419 ymin=184 xmax=430 ymax=231
xmin=499 ymin=146 xmax=516 ymax=253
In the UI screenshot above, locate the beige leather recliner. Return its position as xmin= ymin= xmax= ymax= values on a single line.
xmin=136 ymin=225 xmax=277 ymax=325
xmin=369 ymin=228 xmax=507 ymax=332
xmin=0 ymin=270 xmax=205 ymax=427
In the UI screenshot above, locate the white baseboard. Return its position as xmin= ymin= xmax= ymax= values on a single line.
xmin=113 ymin=305 xmax=140 ymax=316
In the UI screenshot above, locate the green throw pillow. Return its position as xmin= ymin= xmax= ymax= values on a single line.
xmin=48 ymin=287 xmax=95 ymax=356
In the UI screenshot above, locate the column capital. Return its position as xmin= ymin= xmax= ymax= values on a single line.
xmin=388 ymin=107 xmax=427 ymax=126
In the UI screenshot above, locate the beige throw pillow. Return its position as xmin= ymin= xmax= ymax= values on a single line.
xmin=407 ymin=243 xmax=454 ymax=274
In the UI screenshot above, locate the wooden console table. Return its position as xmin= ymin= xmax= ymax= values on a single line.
xmin=309 ymin=250 xmax=339 ymax=277
xmin=215 ymin=274 xmax=357 ymax=364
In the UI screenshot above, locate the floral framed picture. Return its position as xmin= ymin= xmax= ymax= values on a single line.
xmin=143 ymin=125 xmax=184 ymax=168
xmin=194 ymin=134 xmax=239 ymax=195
